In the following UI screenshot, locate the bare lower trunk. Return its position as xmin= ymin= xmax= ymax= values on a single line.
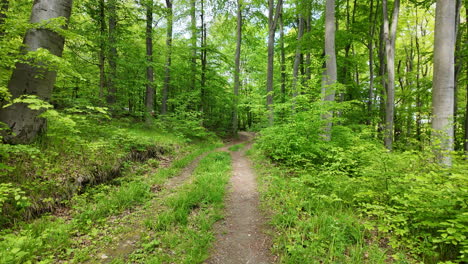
xmin=0 ymin=0 xmax=73 ymax=144
xmin=279 ymin=5 xmax=286 ymax=103
xmin=432 ymin=0 xmax=455 ymax=166
xmin=161 ymin=0 xmax=173 ymax=115
xmin=190 ymin=0 xmax=196 ymax=91
xmin=266 ymin=0 xmax=283 ymax=125
xmin=232 ymin=0 xmax=242 ymax=135
xmin=382 ymin=0 xmax=400 ymax=150
xmin=321 ymin=0 xmax=337 ymax=141
xmin=145 ymin=0 xmax=154 ymax=121
xmin=98 ymin=0 xmax=106 ymax=99
xmin=200 ymin=0 xmax=207 ymax=116
xmin=107 ymin=0 xmax=117 ymax=105
xmin=292 ymin=14 xmax=304 ymax=107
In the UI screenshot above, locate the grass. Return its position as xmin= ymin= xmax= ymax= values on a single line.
xmin=127 ymin=151 xmax=232 ymax=263
xmin=0 ymin=141 xmax=219 ymax=264
xmin=249 ymin=147 xmax=395 ymax=264
xmin=228 ymin=143 xmax=246 ymax=152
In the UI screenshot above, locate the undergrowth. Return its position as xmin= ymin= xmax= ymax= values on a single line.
xmin=126 ymin=151 xmax=232 ymax=263
xmin=255 ymin=111 xmax=468 ymax=263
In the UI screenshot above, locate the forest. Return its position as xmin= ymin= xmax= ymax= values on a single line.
xmin=0 ymin=0 xmax=467 ymax=263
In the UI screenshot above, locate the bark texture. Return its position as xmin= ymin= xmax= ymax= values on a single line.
xmin=382 ymin=0 xmax=400 ymax=150
xmin=145 ymin=0 xmax=154 ymax=120
xmin=107 ymin=0 xmax=117 ymax=105
xmin=232 ymin=0 xmax=242 ymax=135
xmin=321 ymin=0 xmax=337 ymax=141
xmin=432 ymin=0 xmax=455 ymax=165
xmin=266 ymin=0 xmax=283 ymax=125
xmin=161 ymin=0 xmax=173 ymax=115
xmin=0 ymin=0 xmax=73 ymax=144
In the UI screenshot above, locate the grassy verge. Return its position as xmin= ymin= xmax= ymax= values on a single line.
xmin=228 ymin=143 xmax=246 ymax=152
xmin=0 ymin=142 xmax=220 ymax=264
xmin=249 ymin=147 xmax=399 ymax=264
xmin=114 ymin=151 xmax=232 ymax=264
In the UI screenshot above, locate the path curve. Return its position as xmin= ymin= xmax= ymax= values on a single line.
xmin=206 ymin=132 xmax=274 ymax=264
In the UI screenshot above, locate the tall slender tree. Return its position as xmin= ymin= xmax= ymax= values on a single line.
xmin=98 ymin=0 xmax=106 ymax=99
xmin=145 ymin=0 xmax=155 ymax=121
xmin=0 ymin=0 xmax=73 ymax=144
xmin=321 ymin=0 xmax=337 ymax=141
xmin=107 ymin=0 xmax=118 ymax=105
xmin=232 ymin=0 xmax=242 ymax=135
xmin=382 ymin=0 xmax=400 ymax=150
xmin=161 ymin=0 xmax=173 ymax=115
xmin=432 ymin=0 xmax=455 ymax=165
xmin=292 ymin=12 xmax=304 ymax=106
xmin=266 ymin=0 xmax=283 ymax=125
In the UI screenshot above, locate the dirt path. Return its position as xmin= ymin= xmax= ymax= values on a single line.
xmin=206 ymin=133 xmax=274 ymax=264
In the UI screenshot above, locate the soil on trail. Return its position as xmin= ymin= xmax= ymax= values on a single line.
xmin=206 ymin=132 xmax=274 ymax=264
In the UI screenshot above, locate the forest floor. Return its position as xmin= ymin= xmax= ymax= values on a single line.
xmin=71 ymin=132 xmax=274 ymax=263
xmin=206 ymin=132 xmax=274 ymax=264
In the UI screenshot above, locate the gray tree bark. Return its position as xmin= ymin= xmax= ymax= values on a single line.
xmin=266 ymin=0 xmax=283 ymax=125
xmin=106 ymin=0 xmax=117 ymax=105
xmin=321 ymin=0 xmax=337 ymax=141
xmin=0 ymin=0 xmax=73 ymax=144
xmin=98 ymin=0 xmax=106 ymax=99
xmin=382 ymin=0 xmax=400 ymax=150
xmin=161 ymin=0 xmax=172 ymax=115
xmin=190 ymin=0 xmax=196 ymax=91
xmin=145 ymin=0 xmax=154 ymax=121
xmin=292 ymin=13 xmax=304 ymax=106
xmin=232 ymin=0 xmax=242 ymax=135
xmin=279 ymin=4 xmax=286 ymax=103
xmin=432 ymin=0 xmax=456 ymax=166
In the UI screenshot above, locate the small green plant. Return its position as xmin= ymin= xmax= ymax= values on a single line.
xmin=228 ymin=143 xmax=245 ymax=152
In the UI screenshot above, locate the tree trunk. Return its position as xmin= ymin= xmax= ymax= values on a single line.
xmin=432 ymin=0 xmax=455 ymax=166
xmin=161 ymin=0 xmax=173 ymax=115
xmin=107 ymin=0 xmax=117 ymax=105
xmin=98 ymin=0 xmax=106 ymax=99
xmin=292 ymin=14 xmax=304 ymax=106
xmin=266 ymin=0 xmax=283 ymax=125
xmin=0 ymin=0 xmax=8 ymax=37
xmin=382 ymin=0 xmax=400 ymax=150
xmin=279 ymin=4 xmax=286 ymax=103
xmin=453 ymin=0 xmax=462 ymax=149
xmin=0 ymin=0 xmax=73 ymax=144
xmin=145 ymin=0 xmax=154 ymax=121
xmin=232 ymin=0 xmax=242 ymax=135
xmin=200 ymin=0 xmax=207 ymax=117
xmin=367 ymin=0 xmax=377 ymax=123
xmin=190 ymin=0 xmax=197 ymax=91
xmin=321 ymin=0 xmax=337 ymax=141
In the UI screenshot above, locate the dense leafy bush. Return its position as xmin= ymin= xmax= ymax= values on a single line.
xmin=256 ymin=117 xmax=468 ymax=263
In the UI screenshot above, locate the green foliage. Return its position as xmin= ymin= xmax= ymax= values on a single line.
xmin=130 ymin=151 xmax=231 ymax=263
xmin=256 ymin=121 xmax=468 ymax=263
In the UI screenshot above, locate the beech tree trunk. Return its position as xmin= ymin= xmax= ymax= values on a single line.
xmin=266 ymin=0 xmax=283 ymax=125
xmin=279 ymin=4 xmax=286 ymax=103
xmin=382 ymin=0 xmax=400 ymax=150
xmin=292 ymin=13 xmax=304 ymax=105
xmin=232 ymin=0 xmax=242 ymax=135
xmin=190 ymin=0 xmax=196 ymax=91
xmin=145 ymin=0 xmax=154 ymax=121
xmin=161 ymin=0 xmax=173 ymax=115
xmin=0 ymin=0 xmax=73 ymax=144
xmin=98 ymin=0 xmax=106 ymax=99
xmin=321 ymin=0 xmax=337 ymax=141
xmin=107 ymin=0 xmax=117 ymax=105
xmin=200 ymin=0 xmax=207 ymax=116
xmin=432 ymin=0 xmax=455 ymax=166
